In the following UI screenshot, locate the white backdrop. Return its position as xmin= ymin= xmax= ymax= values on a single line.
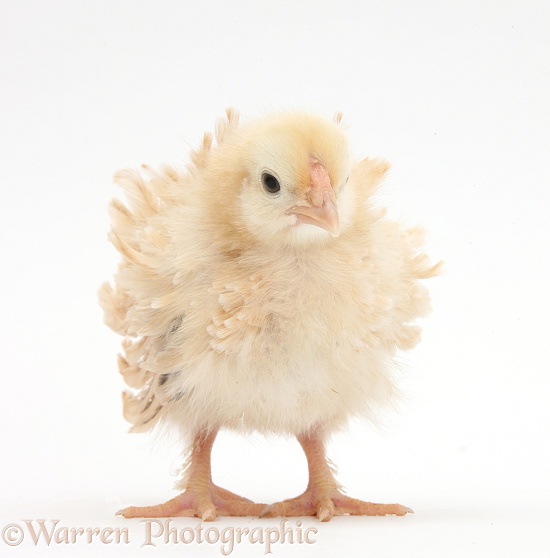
xmin=1 ymin=1 xmax=549 ymax=556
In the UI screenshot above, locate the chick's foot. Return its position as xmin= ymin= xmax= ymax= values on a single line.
xmin=261 ymin=488 xmax=412 ymax=521
xmin=260 ymin=431 xmax=412 ymax=521
xmin=117 ymin=484 xmax=265 ymax=521
xmin=117 ymin=429 xmax=264 ymax=521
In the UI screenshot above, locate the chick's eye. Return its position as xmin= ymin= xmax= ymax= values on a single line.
xmin=261 ymin=172 xmax=281 ymax=194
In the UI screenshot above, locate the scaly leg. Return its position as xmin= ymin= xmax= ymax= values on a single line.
xmin=262 ymin=432 xmax=412 ymax=521
xmin=117 ymin=430 xmax=265 ymax=521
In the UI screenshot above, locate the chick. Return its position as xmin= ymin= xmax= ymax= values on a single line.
xmin=99 ymin=109 xmax=440 ymax=521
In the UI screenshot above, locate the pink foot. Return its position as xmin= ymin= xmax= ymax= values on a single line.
xmin=117 ymin=484 xmax=266 ymax=521
xmin=261 ymin=487 xmax=412 ymax=522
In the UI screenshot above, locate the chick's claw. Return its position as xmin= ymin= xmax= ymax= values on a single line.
xmin=331 ymin=494 xmax=413 ymax=517
xmin=116 ymin=492 xmax=214 ymax=521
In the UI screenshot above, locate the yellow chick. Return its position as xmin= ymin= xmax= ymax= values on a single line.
xmin=99 ymin=109 xmax=440 ymax=521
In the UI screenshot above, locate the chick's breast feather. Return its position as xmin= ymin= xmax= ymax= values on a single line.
xmin=99 ymin=109 xmax=440 ymax=442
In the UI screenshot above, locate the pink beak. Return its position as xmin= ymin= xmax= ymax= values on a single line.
xmin=286 ymin=158 xmax=340 ymax=237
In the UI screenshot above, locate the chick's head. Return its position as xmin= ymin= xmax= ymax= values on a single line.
xmin=206 ymin=112 xmax=353 ymax=248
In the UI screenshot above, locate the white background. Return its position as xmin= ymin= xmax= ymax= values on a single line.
xmin=1 ymin=1 xmax=549 ymax=556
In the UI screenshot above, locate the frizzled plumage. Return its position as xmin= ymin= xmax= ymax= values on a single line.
xmin=100 ymin=109 xmax=440 ymax=520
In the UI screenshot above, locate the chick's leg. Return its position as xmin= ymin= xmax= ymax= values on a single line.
xmin=117 ymin=430 xmax=265 ymax=521
xmin=262 ymin=432 xmax=412 ymax=521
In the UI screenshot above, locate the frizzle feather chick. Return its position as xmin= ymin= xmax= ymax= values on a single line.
xmin=99 ymin=109 xmax=440 ymax=521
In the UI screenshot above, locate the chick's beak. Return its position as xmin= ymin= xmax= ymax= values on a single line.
xmin=286 ymin=189 xmax=340 ymax=237
xmin=285 ymin=158 xmax=340 ymax=237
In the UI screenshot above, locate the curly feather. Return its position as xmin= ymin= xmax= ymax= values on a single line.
xmin=100 ymin=110 xmax=440 ymax=436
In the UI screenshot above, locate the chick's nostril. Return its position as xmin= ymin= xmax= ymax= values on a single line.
xmin=308 ymin=188 xmax=324 ymax=208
